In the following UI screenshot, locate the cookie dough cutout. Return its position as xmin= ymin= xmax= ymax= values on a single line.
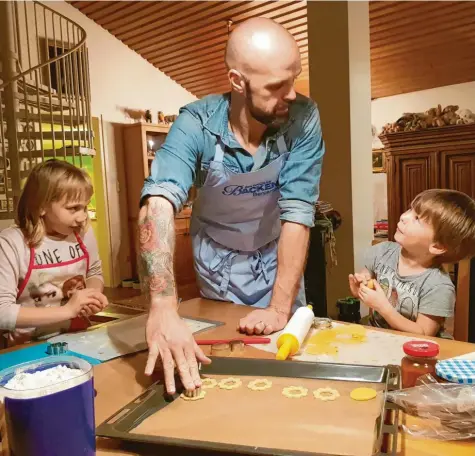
xmin=201 ymin=378 xmax=218 ymax=389
xmin=366 ymin=279 xmax=375 ymax=290
xmin=218 ymin=377 xmax=242 ymax=390
xmin=180 ymin=390 xmax=207 ymax=401
xmin=313 ymin=387 xmax=340 ymax=401
xmin=282 ymin=386 xmax=308 ymax=399
xmin=247 ymin=378 xmax=272 ymax=391
xmin=350 ymin=387 xmax=377 ymax=401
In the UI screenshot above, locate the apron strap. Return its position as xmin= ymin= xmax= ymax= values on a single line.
xmin=209 ymin=248 xmax=271 ymax=296
xmin=74 ymin=232 xmax=90 ymax=273
xmin=209 ymin=249 xmax=238 ymax=295
xmin=276 ymin=135 xmax=287 ymax=155
xmin=252 ymin=135 xmax=288 ymax=172
xmin=251 ymin=143 xmax=268 ymax=172
xmin=251 ymin=250 xmax=270 ymax=284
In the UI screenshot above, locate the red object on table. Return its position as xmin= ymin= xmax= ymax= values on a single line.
xmin=196 ymin=337 xmax=271 ymax=345
xmin=401 ymin=340 xmax=439 ymax=388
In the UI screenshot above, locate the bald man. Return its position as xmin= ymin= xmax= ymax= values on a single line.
xmin=139 ymin=18 xmax=325 ymax=394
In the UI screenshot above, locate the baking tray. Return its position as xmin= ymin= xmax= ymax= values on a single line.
xmin=97 ymin=357 xmax=401 ymax=456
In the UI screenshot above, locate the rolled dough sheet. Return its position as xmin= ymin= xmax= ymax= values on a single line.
xmin=254 ymin=323 xmax=428 ymax=366
xmin=132 ymin=375 xmax=385 ymax=456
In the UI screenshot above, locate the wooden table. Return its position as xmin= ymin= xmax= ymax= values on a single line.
xmin=92 ymin=298 xmax=475 ymax=456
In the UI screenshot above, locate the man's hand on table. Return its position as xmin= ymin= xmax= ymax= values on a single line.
xmin=145 ymin=305 xmax=211 ymax=395
xmin=238 ymin=306 xmax=289 ymax=335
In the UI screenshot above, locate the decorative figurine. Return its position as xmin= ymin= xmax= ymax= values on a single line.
xmin=164 ymin=114 xmax=177 ymax=124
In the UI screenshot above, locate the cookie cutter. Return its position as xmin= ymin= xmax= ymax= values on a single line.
xmin=182 ymin=338 xmax=270 ymax=397
xmin=210 ymin=340 xmax=245 ymax=356
xmin=197 ymin=337 xmax=270 ymax=357
xmin=46 ymin=341 xmax=68 ymax=355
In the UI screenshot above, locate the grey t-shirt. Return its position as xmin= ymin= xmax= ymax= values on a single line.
xmin=364 ymin=242 xmax=455 ymax=329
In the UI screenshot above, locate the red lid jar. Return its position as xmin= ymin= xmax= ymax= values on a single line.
xmin=401 ymin=340 xmax=440 ymax=389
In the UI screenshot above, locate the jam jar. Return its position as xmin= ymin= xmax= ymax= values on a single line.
xmin=401 ymin=340 xmax=439 ymax=388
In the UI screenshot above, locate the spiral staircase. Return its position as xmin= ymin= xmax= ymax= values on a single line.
xmin=0 ymin=0 xmax=94 ymax=220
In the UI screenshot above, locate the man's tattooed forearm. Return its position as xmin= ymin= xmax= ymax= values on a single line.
xmin=137 ymin=199 xmax=176 ymax=298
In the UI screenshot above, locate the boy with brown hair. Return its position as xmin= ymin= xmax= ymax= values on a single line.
xmin=349 ymin=189 xmax=475 ymax=337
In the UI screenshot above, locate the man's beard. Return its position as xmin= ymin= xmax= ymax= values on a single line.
xmin=245 ymin=82 xmax=289 ymax=127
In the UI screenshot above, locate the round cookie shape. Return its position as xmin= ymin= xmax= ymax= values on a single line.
xmin=218 ymin=377 xmax=242 ymax=390
xmin=180 ymin=390 xmax=207 ymax=401
xmin=282 ymin=386 xmax=308 ymax=399
xmin=247 ymin=378 xmax=272 ymax=391
xmin=313 ymin=387 xmax=340 ymax=401
xmin=350 ymin=387 xmax=377 ymax=401
xmin=201 ymin=378 xmax=218 ymax=389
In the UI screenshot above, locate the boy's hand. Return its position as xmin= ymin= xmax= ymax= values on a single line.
xmin=64 ymin=289 xmax=108 ymax=319
xmin=358 ymin=281 xmax=391 ymax=313
xmin=348 ymin=273 xmax=368 ymax=297
xmin=348 ymin=274 xmax=360 ymax=297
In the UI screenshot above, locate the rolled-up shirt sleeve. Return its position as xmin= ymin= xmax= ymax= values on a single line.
xmin=140 ymin=111 xmax=202 ymax=213
xmin=278 ymin=102 xmax=325 ymax=228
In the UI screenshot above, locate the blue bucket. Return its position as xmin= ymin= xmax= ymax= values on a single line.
xmin=0 ymin=356 xmax=96 ymax=456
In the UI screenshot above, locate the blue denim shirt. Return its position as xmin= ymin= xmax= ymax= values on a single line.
xmin=141 ymin=93 xmax=325 ymax=228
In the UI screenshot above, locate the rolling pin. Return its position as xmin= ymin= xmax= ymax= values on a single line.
xmin=276 ymin=304 xmax=314 ymax=360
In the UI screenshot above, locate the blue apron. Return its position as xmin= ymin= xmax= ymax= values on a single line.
xmin=191 ymin=135 xmax=306 ymax=310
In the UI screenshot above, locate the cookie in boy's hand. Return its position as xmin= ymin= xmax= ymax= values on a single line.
xmin=366 ymin=279 xmax=375 ymax=290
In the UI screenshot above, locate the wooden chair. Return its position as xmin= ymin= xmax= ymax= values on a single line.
xmin=453 ymin=258 xmax=473 ymax=342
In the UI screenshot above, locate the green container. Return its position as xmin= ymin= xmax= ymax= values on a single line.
xmin=336 ymin=297 xmax=361 ymax=323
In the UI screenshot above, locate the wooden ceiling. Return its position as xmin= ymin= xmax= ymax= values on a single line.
xmin=70 ymin=1 xmax=475 ymax=100
xmin=69 ymin=1 xmax=308 ymax=99
xmin=370 ymin=1 xmax=475 ymax=99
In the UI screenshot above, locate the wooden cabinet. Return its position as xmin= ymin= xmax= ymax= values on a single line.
xmin=122 ymin=122 xmax=197 ymax=297
xmin=380 ymin=124 xmax=475 ymax=240
xmin=440 ymin=150 xmax=475 ymax=196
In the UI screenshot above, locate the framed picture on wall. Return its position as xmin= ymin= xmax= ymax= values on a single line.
xmin=372 ymin=148 xmax=386 ymax=173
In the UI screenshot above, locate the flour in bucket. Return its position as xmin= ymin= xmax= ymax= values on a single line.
xmin=4 ymin=364 xmax=84 ymax=393
xmin=0 ymin=356 xmax=96 ymax=456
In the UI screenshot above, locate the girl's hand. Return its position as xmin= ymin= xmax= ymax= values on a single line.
xmin=64 ymin=289 xmax=107 ymax=319
xmin=79 ymin=290 xmax=109 ymax=317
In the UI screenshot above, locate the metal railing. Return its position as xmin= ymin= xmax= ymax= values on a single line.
xmin=0 ymin=1 xmax=94 ymax=219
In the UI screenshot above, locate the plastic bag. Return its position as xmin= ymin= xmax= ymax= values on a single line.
xmin=387 ymin=374 xmax=475 ymax=440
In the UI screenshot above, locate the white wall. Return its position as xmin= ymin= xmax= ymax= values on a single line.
xmin=45 ymin=1 xmax=196 ymax=122
xmin=372 ymin=173 xmax=387 ymax=221
xmin=348 ymin=1 xmax=373 ymax=273
xmin=372 ymin=81 xmax=475 ymax=134
xmin=43 ymin=1 xmax=197 ymax=285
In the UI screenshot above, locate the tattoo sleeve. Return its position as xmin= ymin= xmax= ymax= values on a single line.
xmin=137 ymin=197 xmax=176 ymax=301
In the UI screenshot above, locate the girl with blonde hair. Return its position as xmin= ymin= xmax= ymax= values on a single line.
xmin=0 ymin=159 xmax=107 ymax=345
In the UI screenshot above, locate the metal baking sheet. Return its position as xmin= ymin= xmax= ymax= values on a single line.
xmin=96 ymin=358 xmax=401 ymax=456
